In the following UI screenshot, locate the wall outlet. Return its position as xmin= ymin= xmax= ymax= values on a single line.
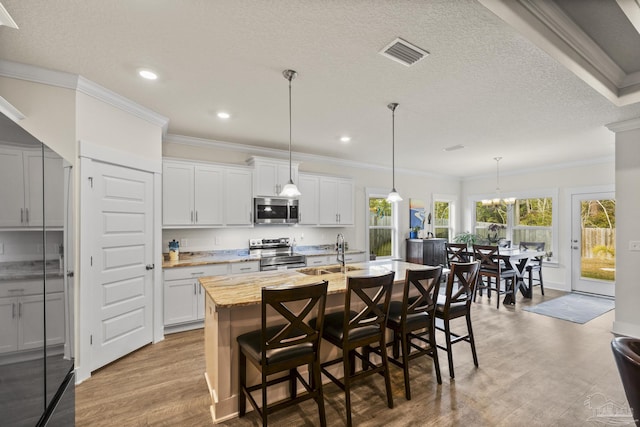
xmin=180 ymin=238 xmax=188 ymax=248
xmin=629 ymin=241 xmax=640 ymax=251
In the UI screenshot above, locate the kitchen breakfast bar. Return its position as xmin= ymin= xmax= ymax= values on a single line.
xmin=199 ymin=260 xmax=436 ymax=424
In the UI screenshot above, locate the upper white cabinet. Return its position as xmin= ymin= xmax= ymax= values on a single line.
xmin=247 ymin=156 xmax=298 ymax=197
xmin=319 ymin=176 xmax=354 ymax=226
xmin=163 ymin=159 xmax=252 ymax=228
xmin=297 ymin=173 xmax=319 ymax=225
xmin=0 ymin=147 xmax=63 ymax=228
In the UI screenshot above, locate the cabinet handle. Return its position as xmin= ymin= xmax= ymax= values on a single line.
xmin=191 ymin=272 xmax=205 ymax=276
xmin=25 ymin=208 xmax=29 ymax=224
xmin=191 ymin=211 xmax=194 ymax=223
xmin=199 ymin=286 xmax=202 ymax=295
xmin=18 ymin=302 xmax=22 ymax=317
xmin=240 ymin=267 xmax=251 ymax=271
xmin=12 ymin=303 xmax=16 ymax=319
xmin=193 ymin=283 xmax=196 ymax=295
xmin=338 ymin=213 xmax=341 ymax=223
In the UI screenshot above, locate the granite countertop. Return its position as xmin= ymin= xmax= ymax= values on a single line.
xmin=0 ymin=260 xmax=64 ymax=281
xmin=199 ymin=260 xmax=438 ymax=308
xmin=162 ymin=247 xmax=366 ymax=268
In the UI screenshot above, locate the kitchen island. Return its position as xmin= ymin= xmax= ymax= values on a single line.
xmin=199 ymin=260 xmax=437 ymax=424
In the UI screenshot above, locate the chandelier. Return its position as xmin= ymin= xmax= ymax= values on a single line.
xmin=481 ymin=157 xmax=515 ymax=206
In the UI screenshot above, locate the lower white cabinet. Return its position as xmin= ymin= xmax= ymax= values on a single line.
xmin=306 ymin=255 xmax=332 ymax=266
xmin=163 ymin=261 xmax=259 ymax=329
xmin=344 ymin=253 xmax=366 ymax=264
xmin=0 ymin=278 xmax=64 ymax=354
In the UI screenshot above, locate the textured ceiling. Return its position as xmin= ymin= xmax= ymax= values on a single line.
xmin=1 ymin=0 xmax=640 ymax=178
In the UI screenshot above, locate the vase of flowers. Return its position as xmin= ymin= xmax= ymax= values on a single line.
xmin=487 ymin=223 xmax=505 ymax=244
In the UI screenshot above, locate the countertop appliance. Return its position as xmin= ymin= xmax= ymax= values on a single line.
xmin=254 ymin=197 xmax=299 ymax=224
xmin=249 ymin=238 xmax=306 ymax=271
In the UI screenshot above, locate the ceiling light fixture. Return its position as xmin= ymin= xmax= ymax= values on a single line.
xmin=340 ymin=136 xmax=351 ymax=143
xmin=386 ymin=102 xmax=402 ymax=203
xmin=279 ymin=69 xmax=301 ymax=198
xmin=138 ymin=69 xmax=158 ymax=80
xmin=481 ymin=157 xmax=515 ymax=206
xmin=217 ymin=112 xmax=231 ymax=119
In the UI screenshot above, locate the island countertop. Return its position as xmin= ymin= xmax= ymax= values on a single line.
xmin=199 ymin=260 xmax=439 ymax=308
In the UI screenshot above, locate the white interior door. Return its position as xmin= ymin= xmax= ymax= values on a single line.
xmin=89 ymin=161 xmax=154 ymax=370
xmin=571 ymin=192 xmax=615 ymax=297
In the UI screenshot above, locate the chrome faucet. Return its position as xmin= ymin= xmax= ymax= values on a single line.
xmin=336 ymin=233 xmax=345 ymax=270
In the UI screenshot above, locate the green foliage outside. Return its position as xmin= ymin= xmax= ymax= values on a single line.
xmin=592 ymin=245 xmax=615 ymax=259
xmin=581 ymin=200 xmax=615 ymax=229
xmin=369 ymin=197 xmax=392 ymax=256
xmin=516 ymin=198 xmax=552 ymax=226
xmin=581 ymin=258 xmax=615 ymax=281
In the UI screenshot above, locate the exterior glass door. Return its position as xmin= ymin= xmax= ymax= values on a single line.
xmin=571 ymin=192 xmax=615 ymax=296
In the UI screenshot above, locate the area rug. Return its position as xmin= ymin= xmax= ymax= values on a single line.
xmin=523 ymin=293 xmax=615 ymax=324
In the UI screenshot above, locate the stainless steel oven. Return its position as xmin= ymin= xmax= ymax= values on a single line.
xmin=249 ymin=238 xmax=306 ymax=271
xmin=254 ymin=197 xmax=299 ymax=224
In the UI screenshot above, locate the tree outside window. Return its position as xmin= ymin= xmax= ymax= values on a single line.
xmin=434 ymin=201 xmax=451 ymax=240
xmin=369 ymin=197 xmax=393 ymax=258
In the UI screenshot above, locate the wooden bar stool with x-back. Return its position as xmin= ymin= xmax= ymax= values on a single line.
xmin=435 ymin=261 xmax=480 ymax=379
xmin=237 ymin=280 xmax=328 ymax=427
xmin=473 ymin=244 xmax=516 ymax=308
xmin=311 ymin=272 xmax=395 ymax=427
xmin=383 ymin=267 xmax=443 ymax=399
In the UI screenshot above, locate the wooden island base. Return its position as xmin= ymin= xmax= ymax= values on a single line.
xmin=200 ymin=260 xmax=438 ymax=424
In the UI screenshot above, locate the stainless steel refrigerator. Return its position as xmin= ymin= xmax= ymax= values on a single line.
xmin=0 ymin=112 xmax=75 ymax=425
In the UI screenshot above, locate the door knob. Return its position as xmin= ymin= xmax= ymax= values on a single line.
xmin=146 ymin=264 xmax=155 ymax=270
xmin=571 ymin=246 xmax=579 ymax=250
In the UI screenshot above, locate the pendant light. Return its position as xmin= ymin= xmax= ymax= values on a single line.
xmin=386 ymin=102 xmax=402 ymax=203
xmin=279 ymin=69 xmax=301 ymax=198
xmin=481 ymin=157 xmax=515 ymax=206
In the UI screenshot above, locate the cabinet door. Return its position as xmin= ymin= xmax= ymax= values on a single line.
xmin=225 ymin=168 xmax=253 ymax=225
xmin=337 ymin=179 xmax=354 ymax=225
xmin=18 ymin=294 xmax=45 ymax=351
xmin=0 ymin=297 xmax=18 ymax=353
xmin=344 ymin=253 xmax=365 ymax=264
xmin=254 ymin=162 xmax=278 ymax=196
xmin=277 ymin=164 xmax=297 ymax=194
xmin=307 ymin=256 xmax=331 ymax=266
xmin=197 ymin=285 xmax=205 ymax=320
xmin=25 ymin=151 xmax=64 ymax=227
xmin=163 ymin=162 xmax=195 ymax=225
xmin=319 ymin=177 xmax=339 ymax=225
xmin=164 ymin=279 xmax=198 ymax=325
xmin=0 ymin=147 xmax=25 ymax=227
xmin=45 ymin=292 xmax=65 ymax=346
xmin=298 ymin=174 xmax=319 ymax=225
xmin=194 ymin=165 xmax=223 ymax=225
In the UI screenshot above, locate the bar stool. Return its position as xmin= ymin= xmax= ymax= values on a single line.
xmin=473 ymin=244 xmax=516 ymax=308
xmin=384 ymin=267 xmax=443 ymax=399
xmin=435 ymin=261 xmax=480 ymax=379
xmin=237 ymin=280 xmax=328 ymax=427
xmin=519 ymin=241 xmax=545 ymax=295
xmin=311 ymin=272 xmax=395 ymax=427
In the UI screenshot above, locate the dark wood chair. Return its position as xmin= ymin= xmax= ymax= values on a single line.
xmin=472 ymin=244 xmax=516 ymax=308
xmin=311 ymin=272 xmax=395 ymax=427
xmin=445 ymin=243 xmax=470 ymax=267
xmin=381 ymin=267 xmax=443 ymax=399
xmin=434 ymin=261 xmax=480 ymax=379
xmin=237 ymin=280 xmax=328 ymax=427
xmin=611 ymin=337 xmax=640 ymax=427
xmin=519 ymin=241 xmax=545 ymax=295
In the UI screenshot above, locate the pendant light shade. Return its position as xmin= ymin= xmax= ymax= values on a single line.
xmin=386 ymin=102 xmax=402 ymax=203
xmin=279 ymin=69 xmax=301 ymax=198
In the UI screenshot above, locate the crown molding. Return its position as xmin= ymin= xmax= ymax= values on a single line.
xmin=164 ymin=133 xmax=459 ymax=180
xmin=0 ymin=95 xmax=25 ymax=121
xmin=479 ymin=0 xmax=640 ymax=106
xmin=606 ymin=117 xmax=640 ymax=133
xmin=0 ymin=60 xmax=169 ymax=132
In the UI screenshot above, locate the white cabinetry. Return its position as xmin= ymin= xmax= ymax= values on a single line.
xmin=163 ymin=160 xmax=253 ymax=228
xmin=306 ymin=255 xmax=332 ymax=267
xmin=248 ymin=157 xmax=299 ymax=197
xmin=0 ymin=147 xmax=63 ymax=228
xmin=298 ymin=173 xmax=319 ymax=225
xmin=163 ymin=261 xmax=260 ymax=330
xmin=344 ymin=253 xmax=366 ymax=264
xmin=319 ymin=177 xmax=354 ymax=226
xmin=0 ymin=278 xmax=64 ymax=354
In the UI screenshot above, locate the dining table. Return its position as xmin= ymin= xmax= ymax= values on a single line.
xmin=492 ymin=248 xmax=546 ymax=305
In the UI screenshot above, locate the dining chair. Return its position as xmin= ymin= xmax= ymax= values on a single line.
xmin=382 ymin=267 xmax=443 ymax=399
xmin=472 ymin=244 xmax=516 ymax=308
xmin=237 ymin=280 xmax=328 ymax=427
xmin=518 ymin=241 xmax=545 ymax=295
xmin=311 ymin=272 xmax=395 ymax=427
xmin=435 ymin=261 xmax=480 ymax=379
xmin=445 ymin=243 xmax=470 ymax=267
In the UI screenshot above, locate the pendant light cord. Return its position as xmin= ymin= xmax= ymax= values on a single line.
xmin=288 ymin=76 xmax=292 ymax=182
xmin=392 ymin=107 xmax=395 ymax=189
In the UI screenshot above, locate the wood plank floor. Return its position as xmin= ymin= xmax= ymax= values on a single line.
xmin=76 ymin=289 xmax=628 ymax=426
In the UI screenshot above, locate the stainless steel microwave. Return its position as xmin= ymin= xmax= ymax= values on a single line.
xmin=254 ymin=197 xmax=299 ymax=224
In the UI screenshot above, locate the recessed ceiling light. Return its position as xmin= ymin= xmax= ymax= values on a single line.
xmin=340 ymin=136 xmax=351 ymax=143
xmin=217 ymin=112 xmax=231 ymax=119
xmin=138 ymin=69 xmax=158 ymax=80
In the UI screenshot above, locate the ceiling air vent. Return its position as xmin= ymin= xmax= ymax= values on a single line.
xmin=379 ymin=38 xmax=429 ymax=67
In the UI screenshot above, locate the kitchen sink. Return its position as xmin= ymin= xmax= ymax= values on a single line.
xmin=298 ymin=265 xmax=363 ymax=275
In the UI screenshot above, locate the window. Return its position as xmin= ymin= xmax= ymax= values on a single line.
xmin=434 ymin=200 xmax=452 ymax=241
xmin=367 ymin=195 xmax=397 ymax=259
xmin=473 ymin=194 xmax=556 ymax=260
